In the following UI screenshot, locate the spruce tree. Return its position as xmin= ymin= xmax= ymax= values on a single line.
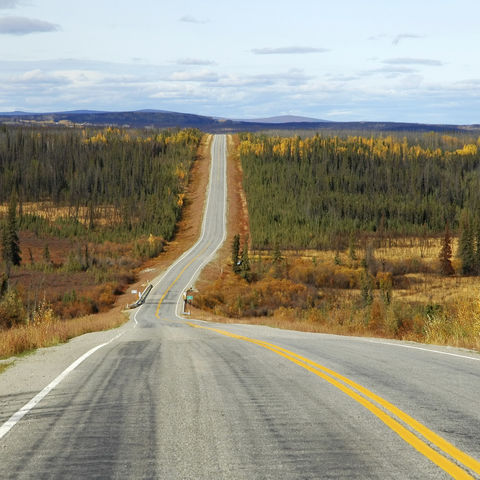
xmin=1 ymin=196 xmax=21 ymax=271
xmin=272 ymin=243 xmax=282 ymax=264
xmin=0 ymin=272 xmax=7 ymax=298
xmin=43 ymin=245 xmax=52 ymax=266
xmin=240 ymin=235 xmax=251 ymax=282
xmin=231 ymin=234 xmax=240 ymax=274
xmin=439 ymin=222 xmax=454 ymax=276
xmin=458 ymin=211 xmax=475 ymax=275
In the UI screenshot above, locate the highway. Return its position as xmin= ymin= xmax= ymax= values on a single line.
xmin=1 ymin=134 xmax=480 ymax=479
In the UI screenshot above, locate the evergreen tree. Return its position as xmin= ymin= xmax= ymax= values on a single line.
xmin=0 ymin=272 xmax=8 ymax=298
xmin=240 ymin=235 xmax=251 ymax=282
xmin=458 ymin=211 xmax=475 ymax=275
xmin=231 ymin=234 xmax=240 ymax=274
xmin=1 ymin=196 xmax=21 ymax=271
xmin=272 ymin=243 xmax=282 ymax=263
xmin=43 ymin=245 xmax=52 ymax=266
xmin=360 ymin=271 xmax=374 ymax=307
xmin=439 ymin=222 xmax=454 ymax=276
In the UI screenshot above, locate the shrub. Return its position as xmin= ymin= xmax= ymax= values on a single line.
xmin=0 ymin=289 xmax=26 ymax=329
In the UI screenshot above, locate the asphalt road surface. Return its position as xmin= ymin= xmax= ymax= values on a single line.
xmin=1 ymin=134 xmax=480 ymax=479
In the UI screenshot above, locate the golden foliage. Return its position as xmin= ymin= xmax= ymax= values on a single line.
xmin=240 ymin=133 xmax=480 ymax=162
xmin=195 ymin=241 xmax=480 ymax=351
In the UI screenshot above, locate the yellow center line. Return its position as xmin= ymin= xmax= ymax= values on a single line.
xmin=154 ymin=243 xmax=211 ymax=319
xmin=188 ymin=322 xmax=478 ymax=480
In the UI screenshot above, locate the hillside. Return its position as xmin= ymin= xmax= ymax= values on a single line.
xmin=0 ymin=109 xmax=478 ymax=134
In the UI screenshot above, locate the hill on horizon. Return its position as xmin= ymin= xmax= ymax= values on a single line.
xmin=0 ymin=109 xmax=478 ymax=134
xmin=240 ymin=115 xmax=330 ymax=124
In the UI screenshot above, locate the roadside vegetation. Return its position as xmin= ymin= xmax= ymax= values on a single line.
xmin=0 ymin=126 xmax=202 ymax=358
xmin=195 ymin=132 xmax=480 ymax=351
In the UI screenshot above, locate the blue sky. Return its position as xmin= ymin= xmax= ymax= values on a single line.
xmin=0 ymin=0 xmax=479 ymax=123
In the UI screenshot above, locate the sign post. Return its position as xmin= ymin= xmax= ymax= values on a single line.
xmin=183 ymin=288 xmax=194 ymax=315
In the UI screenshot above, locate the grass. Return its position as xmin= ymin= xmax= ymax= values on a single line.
xmin=194 ymin=235 xmax=480 ymax=352
xmin=0 ymin=306 xmax=129 ymax=361
xmin=0 ymin=202 xmax=120 ymax=227
xmin=0 ymin=361 xmax=14 ymax=374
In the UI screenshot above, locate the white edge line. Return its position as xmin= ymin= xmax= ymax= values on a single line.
xmin=0 ymin=330 xmax=125 ymax=440
xmin=132 ymin=134 xmax=216 ymax=323
xmin=175 ymin=134 xmax=228 ymax=319
xmin=0 ymin=135 xmax=217 ymax=440
xmin=170 ymin=136 xmax=480 ymax=363
xmin=366 ymin=339 xmax=480 ymax=362
xmin=146 ymin=134 xmax=216 ymax=294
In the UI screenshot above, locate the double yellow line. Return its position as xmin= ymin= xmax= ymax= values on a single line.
xmin=154 ymin=243 xmax=211 ymax=319
xmin=188 ymin=323 xmax=480 ymax=480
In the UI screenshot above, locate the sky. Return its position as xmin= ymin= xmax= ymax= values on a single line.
xmin=0 ymin=0 xmax=479 ymax=123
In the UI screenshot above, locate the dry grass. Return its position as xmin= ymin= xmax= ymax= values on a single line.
xmin=0 ymin=361 xmax=14 ymax=374
xmin=0 ymin=310 xmax=128 ymax=359
xmin=0 ymin=202 xmax=121 ymax=227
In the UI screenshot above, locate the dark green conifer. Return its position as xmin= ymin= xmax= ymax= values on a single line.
xmin=1 ymin=196 xmax=21 ymax=271
xmin=231 ymin=234 xmax=241 ymax=274
xmin=240 ymin=235 xmax=251 ymax=282
xmin=439 ymin=222 xmax=454 ymax=276
xmin=458 ymin=211 xmax=475 ymax=275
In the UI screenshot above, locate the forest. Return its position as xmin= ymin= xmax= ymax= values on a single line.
xmin=0 ymin=126 xmax=202 ymax=342
xmin=193 ymin=131 xmax=480 ymax=351
xmin=0 ymin=126 xmax=201 ymax=241
xmin=239 ymin=132 xmax=480 ymax=249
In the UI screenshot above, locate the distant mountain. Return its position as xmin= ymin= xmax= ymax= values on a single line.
xmin=56 ymin=110 xmax=108 ymax=114
xmin=242 ymin=115 xmax=330 ymax=123
xmin=0 ymin=109 xmax=107 ymax=116
xmin=0 ymin=109 xmax=477 ymax=134
xmin=0 ymin=110 xmax=39 ymax=116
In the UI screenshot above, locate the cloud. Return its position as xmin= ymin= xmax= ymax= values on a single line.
xmin=392 ymin=33 xmax=423 ymax=45
xmin=367 ymin=34 xmax=388 ymax=41
xmin=179 ymin=14 xmax=208 ymax=24
xmin=217 ymin=69 xmax=313 ymax=88
xmin=0 ymin=16 xmax=60 ymax=35
xmin=0 ymin=0 xmax=23 ymax=8
xmin=1 ymin=57 xmax=479 ymax=124
xmin=11 ymin=69 xmax=68 ymax=86
xmin=251 ymin=46 xmax=329 ymax=55
xmin=171 ymin=70 xmax=220 ymax=82
xmin=177 ymin=58 xmax=216 ymax=66
xmin=362 ymin=66 xmax=418 ymax=77
xmin=325 ymin=109 xmax=354 ymax=118
xmin=383 ymin=57 xmax=443 ymax=66
xmin=325 ymin=73 xmax=360 ymax=82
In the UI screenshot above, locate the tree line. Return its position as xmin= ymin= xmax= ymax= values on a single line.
xmin=239 ymin=133 xmax=480 ymax=250
xmin=0 ymin=126 xmax=202 ymax=241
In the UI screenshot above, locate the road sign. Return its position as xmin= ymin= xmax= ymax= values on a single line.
xmin=187 ymin=295 xmax=194 ymax=301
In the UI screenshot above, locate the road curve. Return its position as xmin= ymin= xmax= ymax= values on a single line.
xmin=0 ymin=134 xmax=480 ymax=479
